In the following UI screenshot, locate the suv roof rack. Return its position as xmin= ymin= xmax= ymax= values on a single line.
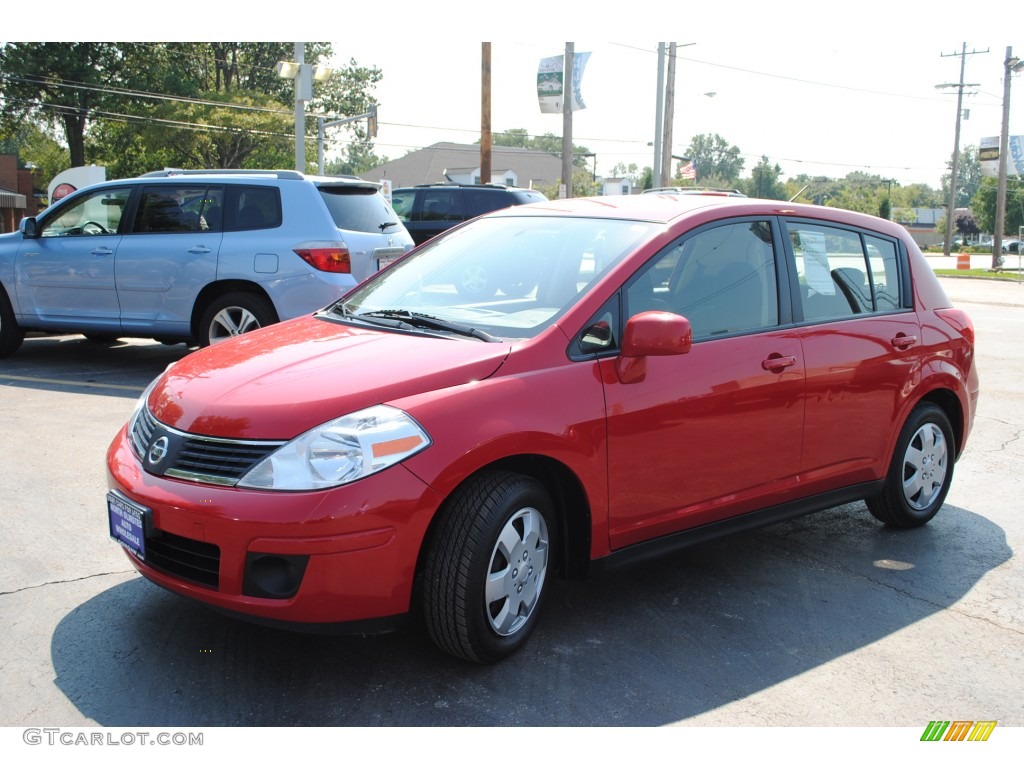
xmin=139 ymin=168 xmax=306 ymax=180
xmin=414 ymin=182 xmax=512 ymax=189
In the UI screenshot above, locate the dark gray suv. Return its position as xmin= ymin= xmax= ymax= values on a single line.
xmin=390 ymin=183 xmax=547 ymax=246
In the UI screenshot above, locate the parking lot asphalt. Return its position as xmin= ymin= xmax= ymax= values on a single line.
xmin=0 ymin=277 xmax=1021 ymax=732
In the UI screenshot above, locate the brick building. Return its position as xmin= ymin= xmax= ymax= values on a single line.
xmin=0 ymin=154 xmax=41 ymax=233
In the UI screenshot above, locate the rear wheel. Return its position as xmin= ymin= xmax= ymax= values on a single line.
xmin=198 ymin=292 xmax=277 ymax=347
xmin=0 ymin=288 xmax=25 ymax=358
xmin=866 ymin=403 xmax=954 ymax=528
xmin=423 ymin=471 xmax=554 ymax=663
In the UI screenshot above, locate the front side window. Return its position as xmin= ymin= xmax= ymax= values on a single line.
xmin=40 ymin=187 xmax=132 ymax=237
xmin=788 ymin=221 xmax=902 ymax=320
xmin=625 ymin=219 xmax=780 ymax=339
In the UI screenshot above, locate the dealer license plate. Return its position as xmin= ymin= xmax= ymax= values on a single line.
xmin=108 ymin=491 xmax=148 ymax=561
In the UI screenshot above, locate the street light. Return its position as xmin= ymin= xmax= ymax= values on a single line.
xmin=994 ymin=47 xmax=1024 ymax=267
xmin=276 ymin=43 xmax=333 ymax=173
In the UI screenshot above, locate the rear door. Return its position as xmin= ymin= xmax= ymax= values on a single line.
xmin=114 ymin=184 xmax=223 ymax=336
xmin=783 ymin=219 xmax=920 ymax=490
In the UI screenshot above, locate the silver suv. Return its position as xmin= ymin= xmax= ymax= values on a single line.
xmin=0 ymin=169 xmax=413 ymax=356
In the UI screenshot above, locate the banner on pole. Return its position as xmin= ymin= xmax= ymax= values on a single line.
xmin=537 ymin=52 xmax=591 ymax=114
xmin=980 ymin=135 xmax=1024 ymax=177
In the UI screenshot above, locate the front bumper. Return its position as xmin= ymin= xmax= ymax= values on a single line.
xmin=106 ymin=424 xmax=443 ymax=625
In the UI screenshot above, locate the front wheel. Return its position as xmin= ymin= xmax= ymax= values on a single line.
xmin=423 ymin=471 xmax=555 ymax=663
xmin=198 ymin=292 xmax=277 ymax=347
xmin=0 ymin=288 xmax=25 ymax=358
xmin=866 ymin=403 xmax=955 ymax=528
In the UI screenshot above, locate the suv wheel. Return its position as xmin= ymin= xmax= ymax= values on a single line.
xmin=199 ymin=292 xmax=277 ymax=347
xmin=866 ymin=403 xmax=954 ymax=528
xmin=0 ymin=288 xmax=25 ymax=358
xmin=423 ymin=471 xmax=554 ymax=663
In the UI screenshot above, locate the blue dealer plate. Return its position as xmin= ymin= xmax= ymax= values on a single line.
xmin=108 ymin=491 xmax=148 ymax=561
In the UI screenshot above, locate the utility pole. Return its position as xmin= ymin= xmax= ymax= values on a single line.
xmin=652 ymin=44 xmax=665 ymax=189
xmin=660 ymin=43 xmax=677 ymax=187
xmin=562 ymin=42 xmax=574 ymax=198
xmin=994 ymin=46 xmax=1024 ymax=267
xmin=294 ymin=42 xmax=306 ymax=173
xmin=481 ymin=43 xmax=492 ymax=185
xmin=939 ymin=43 xmax=987 ymax=257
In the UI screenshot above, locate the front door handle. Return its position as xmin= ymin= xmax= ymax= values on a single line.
xmin=762 ymin=354 xmax=797 ymax=372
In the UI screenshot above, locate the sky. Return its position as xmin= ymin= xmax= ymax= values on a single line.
xmin=12 ymin=0 xmax=1023 ymax=192
xmin=328 ymin=3 xmax=1021 ymax=189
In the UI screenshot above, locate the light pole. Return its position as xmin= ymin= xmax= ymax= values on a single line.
xmin=276 ymin=43 xmax=333 ymax=173
xmin=994 ymin=47 xmax=1024 ymax=267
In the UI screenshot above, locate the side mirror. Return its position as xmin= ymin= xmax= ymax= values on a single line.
xmin=19 ymin=217 xmax=38 ymax=238
xmin=617 ymin=311 xmax=692 ymax=384
xmin=620 ymin=311 xmax=692 ymax=357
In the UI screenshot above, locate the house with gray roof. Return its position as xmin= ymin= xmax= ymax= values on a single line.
xmin=359 ymin=142 xmax=561 ymax=189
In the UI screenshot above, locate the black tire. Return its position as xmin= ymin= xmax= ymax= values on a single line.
xmin=198 ymin=292 xmax=277 ymax=347
xmin=0 ymin=288 xmax=25 ymax=358
xmin=423 ymin=471 xmax=555 ymax=663
xmin=866 ymin=403 xmax=955 ymax=528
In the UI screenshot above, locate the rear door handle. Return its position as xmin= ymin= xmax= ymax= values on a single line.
xmin=188 ymin=246 xmax=212 ymax=255
xmin=762 ymin=354 xmax=797 ymax=372
xmin=90 ymin=247 xmax=115 ymax=256
xmin=890 ymin=334 xmax=918 ymax=350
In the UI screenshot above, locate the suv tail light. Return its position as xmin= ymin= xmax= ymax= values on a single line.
xmin=293 ymin=241 xmax=351 ymax=273
xmin=935 ymin=308 xmax=975 ymax=345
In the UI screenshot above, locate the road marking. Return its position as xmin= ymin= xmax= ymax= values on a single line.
xmin=0 ymin=373 xmax=144 ymax=392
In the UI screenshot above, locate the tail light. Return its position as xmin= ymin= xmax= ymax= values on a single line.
xmin=935 ymin=308 xmax=975 ymax=345
xmin=293 ymin=241 xmax=351 ymax=273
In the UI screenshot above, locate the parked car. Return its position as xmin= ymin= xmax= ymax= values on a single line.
xmin=642 ymin=186 xmax=747 ymax=197
xmin=1002 ymin=239 xmax=1021 ymax=254
xmin=0 ymin=169 xmax=413 ymax=357
xmin=107 ymin=194 xmax=979 ymax=663
xmin=389 ymin=182 xmax=547 ymax=246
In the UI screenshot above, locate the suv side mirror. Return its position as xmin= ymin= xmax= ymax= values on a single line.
xmin=20 ymin=217 xmax=38 ymax=238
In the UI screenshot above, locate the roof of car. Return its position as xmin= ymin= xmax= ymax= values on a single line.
xmin=491 ymin=193 xmax=906 ymax=234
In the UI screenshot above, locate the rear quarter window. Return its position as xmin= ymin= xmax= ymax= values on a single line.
xmin=319 ymin=186 xmax=397 ymax=233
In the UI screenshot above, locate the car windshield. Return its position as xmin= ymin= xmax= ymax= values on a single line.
xmin=329 ymin=215 xmax=655 ymax=340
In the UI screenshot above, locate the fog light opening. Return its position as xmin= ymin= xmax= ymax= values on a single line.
xmin=243 ymin=553 xmax=309 ymax=599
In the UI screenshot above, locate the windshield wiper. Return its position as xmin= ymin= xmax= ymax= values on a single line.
xmin=378 ymin=220 xmax=399 ymax=231
xmin=358 ymin=310 xmax=501 ymax=342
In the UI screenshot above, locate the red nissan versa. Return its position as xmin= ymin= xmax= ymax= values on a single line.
xmin=106 ymin=194 xmax=979 ymax=663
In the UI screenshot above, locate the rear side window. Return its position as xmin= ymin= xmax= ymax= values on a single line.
xmin=415 ymin=189 xmax=466 ymax=222
xmin=464 ymin=190 xmax=514 ymax=217
xmin=318 ymin=186 xmax=397 ymax=233
xmin=787 ymin=221 xmax=902 ymax=320
xmin=134 ymin=185 xmax=219 ymax=233
xmin=224 ymin=186 xmax=282 ymax=232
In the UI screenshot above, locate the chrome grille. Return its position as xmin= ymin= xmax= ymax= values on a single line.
xmin=130 ymin=406 xmax=285 ymax=486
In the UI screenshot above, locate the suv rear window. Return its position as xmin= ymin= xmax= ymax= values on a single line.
xmin=318 ymin=186 xmax=397 ymax=233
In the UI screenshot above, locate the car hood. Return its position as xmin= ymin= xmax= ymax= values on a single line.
xmin=148 ymin=315 xmax=511 ymax=439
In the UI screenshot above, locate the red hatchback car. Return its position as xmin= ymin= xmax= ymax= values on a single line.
xmin=107 ymin=194 xmax=979 ymax=663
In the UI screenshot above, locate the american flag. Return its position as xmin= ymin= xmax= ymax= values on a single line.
xmin=680 ymin=160 xmax=697 ymax=180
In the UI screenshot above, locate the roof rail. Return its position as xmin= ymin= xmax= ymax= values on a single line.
xmin=138 ymin=168 xmax=305 ymax=180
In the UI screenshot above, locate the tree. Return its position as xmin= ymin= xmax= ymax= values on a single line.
xmin=0 ymin=43 xmax=160 ymax=167
xmin=491 ymin=128 xmax=592 ymax=168
xmin=683 ymin=133 xmax=744 ymax=184
xmin=326 ymin=142 xmax=388 ymax=177
xmin=940 ymin=145 xmax=981 ymax=208
xmin=971 ymin=176 xmax=1024 ymax=239
xmin=741 ymin=156 xmax=785 ymax=199
xmin=0 ymin=42 xmax=383 ymax=173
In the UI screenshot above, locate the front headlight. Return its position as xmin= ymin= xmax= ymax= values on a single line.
xmin=237 ymin=405 xmax=431 ymax=491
